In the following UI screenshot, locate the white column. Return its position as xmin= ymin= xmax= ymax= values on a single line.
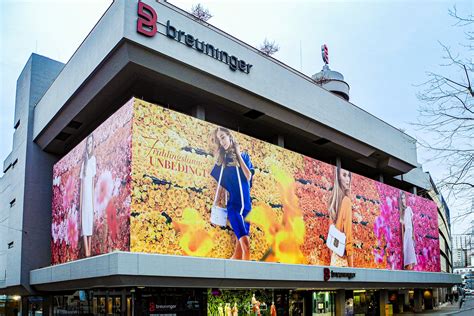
xmin=191 ymin=105 xmax=205 ymax=120
xmin=273 ymin=135 xmax=284 ymax=148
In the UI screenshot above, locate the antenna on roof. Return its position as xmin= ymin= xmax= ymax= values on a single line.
xmin=299 ymin=40 xmax=303 ymax=72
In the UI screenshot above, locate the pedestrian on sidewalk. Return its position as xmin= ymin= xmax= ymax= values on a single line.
xmin=458 ymin=287 xmax=464 ymax=309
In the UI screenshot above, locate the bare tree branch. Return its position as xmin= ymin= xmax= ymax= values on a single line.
xmin=449 ymin=5 xmax=474 ymax=27
xmin=190 ymin=3 xmax=212 ymax=22
xmin=414 ymin=8 xmax=474 ymax=201
xmin=259 ymin=38 xmax=280 ymax=56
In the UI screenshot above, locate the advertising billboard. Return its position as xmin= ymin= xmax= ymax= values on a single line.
xmin=51 ymin=100 xmax=133 ymax=264
xmin=52 ymin=98 xmax=440 ymax=272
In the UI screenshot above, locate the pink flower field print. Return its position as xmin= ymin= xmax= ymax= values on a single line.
xmin=375 ymin=183 xmax=440 ymax=272
xmin=51 ymin=101 xmax=133 ymax=264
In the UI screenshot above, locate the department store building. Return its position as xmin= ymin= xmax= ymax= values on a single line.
xmin=0 ymin=1 xmax=459 ymax=315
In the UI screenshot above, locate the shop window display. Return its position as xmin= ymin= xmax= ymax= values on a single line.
xmin=312 ymin=291 xmax=335 ymax=316
xmin=53 ymin=290 xmax=131 ymax=316
xmin=0 ymin=296 xmax=21 ymax=316
xmin=351 ymin=290 xmax=378 ymax=316
xmin=289 ymin=292 xmax=304 ymax=316
xmin=207 ymin=289 xmax=279 ymax=316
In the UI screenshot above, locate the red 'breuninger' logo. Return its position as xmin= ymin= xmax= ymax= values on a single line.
xmin=323 ymin=268 xmax=330 ymax=281
xmin=137 ymin=2 xmax=157 ymax=37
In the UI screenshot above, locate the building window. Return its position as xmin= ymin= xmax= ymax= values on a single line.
xmin=3 ymin=163 xmax=12 ymax=173
xmin=9 ymin=199 xmax=16 ymax=207
xmin=14 ymin=120 xmax=20 ymax=130
xmin=7 ymin=242 xmax=13 ymax=249
xmin=3 ymin=159 xmax=17 ymax=174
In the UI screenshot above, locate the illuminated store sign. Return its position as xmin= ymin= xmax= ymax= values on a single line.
xmin=323 ymin=268 xmax=356 ymax=281
xmin=137 ymin=2 xmax=253 ymax=74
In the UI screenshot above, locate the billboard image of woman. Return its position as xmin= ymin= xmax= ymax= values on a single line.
xmin=327 ymin=166 xmax=353 ymax=267
xmin=210 ymin=127 xmax=255 ymax=260
xmin=79 ymin=134 xmax=97 ymax=257
xmin=51 ymin=101 xmax=132 ymax=264
xmin=399 ymin=191 xmax=417 ymax=270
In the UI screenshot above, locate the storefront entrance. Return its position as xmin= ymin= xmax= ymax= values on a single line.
xmin=53 ymin=290 xmax=131 ymax=316
xmin=311 ymin=291 xmax=335 ymax=316
xmin=350 ymin=290 xmax=379 ymax=316
xmin=46 ymin=287 xmax=388 ymax=316
xmin=92 ymin=294 xmax=131 ymax=316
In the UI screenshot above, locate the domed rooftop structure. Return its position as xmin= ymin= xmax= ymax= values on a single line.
xmin=311 ymin=45 xmax=350 ymax=101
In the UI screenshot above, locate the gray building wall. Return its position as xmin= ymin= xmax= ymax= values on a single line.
xmin=0 ymin=54 xmax=63 ymax=293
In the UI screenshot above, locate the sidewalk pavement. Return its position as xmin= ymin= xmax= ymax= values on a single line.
xmin=394 ymin=298 xmax=474 ymax=315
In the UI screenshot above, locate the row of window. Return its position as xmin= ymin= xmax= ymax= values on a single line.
xmin=2 ymin=120 xmax=20 ymax=252
xmin=3 ymin=158 xmax=18 ymax=174
xmin=3 ymin=119 xmax=20 ymax=174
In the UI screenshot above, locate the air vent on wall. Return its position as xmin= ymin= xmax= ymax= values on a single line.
xmin=243 ymin=109 xmax=265 ymax=119
xmin=67 ymin=120 xmax=82 ymax=129
xmin=55 ymin=132 xmax=72 ymax=141
xmin=313 ymin=138 xmax=330 ymax=146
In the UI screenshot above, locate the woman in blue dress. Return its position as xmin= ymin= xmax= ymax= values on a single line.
xmin=211 ymin=127 xmax=254 ymax=260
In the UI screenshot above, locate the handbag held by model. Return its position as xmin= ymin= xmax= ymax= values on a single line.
xmin=210 ymin=165 xmax=228 ymax=226
xmin=326 ymin=224 xmax=346 ymax=257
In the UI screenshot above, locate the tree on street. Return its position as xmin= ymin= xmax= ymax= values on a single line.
xmin=415 ymin=7 xmax=473 ymax=201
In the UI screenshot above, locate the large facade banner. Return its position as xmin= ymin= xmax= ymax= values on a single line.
xmin=52 ymin=101 xmax=133 ymax=263
xmin=52 ymin=98 xmax=440 ymax=272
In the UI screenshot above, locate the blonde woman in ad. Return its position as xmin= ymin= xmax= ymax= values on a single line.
xmin=327 ymin=165 xmax=354 ymax=267
xmin=79 ymin=134 xmax=96 ymax=257
xmin=399 ymin=191 xmax=417 ymax=270
xmin=210 ymin=127 xmax=254 ymax=260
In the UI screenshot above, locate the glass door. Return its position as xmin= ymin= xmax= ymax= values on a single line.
xmin=312 ymin=291 xmax=335 ymax=316
xmin=289 ymin=292 xmax=304 ymax=316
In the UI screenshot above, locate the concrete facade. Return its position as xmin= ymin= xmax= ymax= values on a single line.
xmin=0 ymin=54 xmax=64 ymax=294
xmin=0 ymin=1 xmax=459 ymax=313
xmin=33 ymin=0 xmax=417 ymax=173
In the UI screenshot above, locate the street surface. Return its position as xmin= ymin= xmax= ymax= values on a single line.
xmin=394 ymin=296 xmax=474 ymax=316
xmin=446 ymin=295 xmax=474 ymax=316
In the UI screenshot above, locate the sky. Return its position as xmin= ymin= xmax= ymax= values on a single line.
xmin=0 ymin=0 xmax=472 ymax=233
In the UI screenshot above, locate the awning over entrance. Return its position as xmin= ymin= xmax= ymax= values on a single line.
xmin=30 ymin=252 xmax=460 ymax=292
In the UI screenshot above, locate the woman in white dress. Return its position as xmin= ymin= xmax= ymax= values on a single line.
xmin=399 ymin=191 xmax=417 ymax=270
xmin=80 ymin=135 xmax=96 ymax=257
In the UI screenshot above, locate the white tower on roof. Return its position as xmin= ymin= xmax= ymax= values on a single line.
xmin=312 ymin=44 xmax=350 ymax=101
